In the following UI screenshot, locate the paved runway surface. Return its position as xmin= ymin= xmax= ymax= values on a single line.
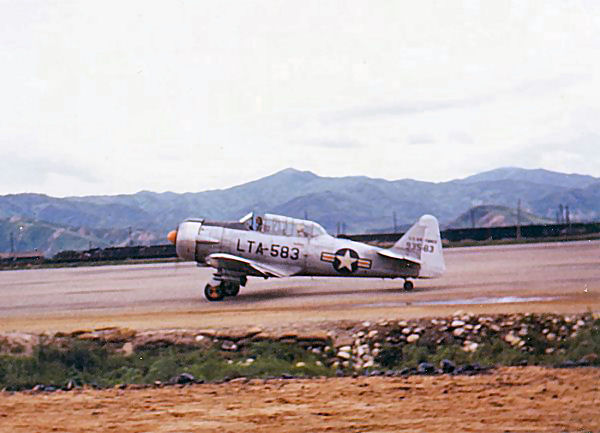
xmin=1 ymin=240 xmax=599 ymax=332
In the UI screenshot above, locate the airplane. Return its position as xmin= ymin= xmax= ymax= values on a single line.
xmin=166 ymin=212 xmax=445 ymax=301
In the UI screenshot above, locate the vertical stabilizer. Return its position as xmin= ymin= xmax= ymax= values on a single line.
xmin=390 ymin=214 xmax=445 ymax=278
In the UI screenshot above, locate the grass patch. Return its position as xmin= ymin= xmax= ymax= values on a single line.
xmin=375 ymin=319 xmax=600 ymax=371
xmin=0 ymin=340 xmax=332 ymax=391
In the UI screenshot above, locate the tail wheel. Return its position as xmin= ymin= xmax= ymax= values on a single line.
xmin=204 ymin=284 xmax=224 ymax=302
xmin=403 ymin=280 xmax=414 ymax=291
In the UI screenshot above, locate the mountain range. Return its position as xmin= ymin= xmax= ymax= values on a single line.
xmin=1 ymin=167 xmax=598 ymax=255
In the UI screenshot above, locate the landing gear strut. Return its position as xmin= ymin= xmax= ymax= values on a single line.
xmin=403 ymin=280 xmax=414 ymax=291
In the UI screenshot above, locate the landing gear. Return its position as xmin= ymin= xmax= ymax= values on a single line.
xmin=223 ymin=282 xmax=240 ymax=297
xmin=204 ymin=283 xmax=225 ymax=302
xmin=403 ymin=280 xmax=414 ymax=291
xmin=204 ymin=281 xmax=241 ymax=301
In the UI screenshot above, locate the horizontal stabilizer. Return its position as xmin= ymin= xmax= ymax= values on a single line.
xmin=376 ymin=248 xmax=421 ymax=264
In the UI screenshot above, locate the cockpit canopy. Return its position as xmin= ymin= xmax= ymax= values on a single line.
xmin=239 ymin=212 xmax=328 ymax=238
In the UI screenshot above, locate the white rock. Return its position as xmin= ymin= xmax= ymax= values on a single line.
xmin=577 ymin=319 xmax=585 ymax=327
xmin=342 ymin=361 xmax=350 ymax=368
xmin=518 ymin=327 xmax=528 ymax=337
xmin=316 ymin=361 xmax=323 ymax=367
xmin=504 ymin=333 xmax=521 ymax=346
xmin=372 ymin=348 xmax=381 ymax=357
xmin=367 ymin=330 xmax=378 ymax=339
xmin=398 ymin=321 xmax=408 ymax=327
xmin=407 ymin=334 xmax=420 ymax=343
xmin=402 ymin=327 xmax=412 ymax=335
xmin=453 ymin=328 xmax=465 ymax=337
xmin=295 ymin=362 xmax=306 ymax=368
xmin=362 ymin=321 xmax=371 ymax=327
xmin=464 ymin=324 xmax=473 ymax=331
xmin=121 ymin=342 xmax=133 ymax=356
xmin=357 ymin=345 xmax=369 ymax=357
xmin=363 ymin=360 xmax=374 ymax=368
xmin=546 ymin=333 xmax=556 ymax=341
xmin=195 ymin=335 xmax=205 ymax=342
xmin=462 ymin=341 xmax=479 ymax=352
xmin=451 ymin=320 xmax=465 ymax=327
xmin=337 ymin=351 xmax=351 ymax=360
xmin=339 ymin=345 xmax=352 ymax=353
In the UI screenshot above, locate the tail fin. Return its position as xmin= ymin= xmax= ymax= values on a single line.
xmin=391 ymin=214 xmax=445 ymax=278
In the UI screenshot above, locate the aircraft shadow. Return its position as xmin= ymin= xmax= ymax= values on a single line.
xmin=228 ymin=284 xmax=445 ymax=303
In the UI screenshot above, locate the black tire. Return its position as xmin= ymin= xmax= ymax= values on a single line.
xmin=223 ymin=283 xmax=240 ymax=297
xmin=204 ymin=284 xmax=225 ymax=301
xmin=403 ymin=280 xmax=414 ymax=291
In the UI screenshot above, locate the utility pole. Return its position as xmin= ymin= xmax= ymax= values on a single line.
xmin=565 ymin=205 xmax=570 ymax=235
xmin=559 ymin=204 xmax=564 ymax=224
xmin=128 ymin=226 xmax=133 ymax=246
xmin=516 ymin=199 xmax=522 ymax=240
xmin=470 ymin=209 xmax=475 ymax=228
xmin=9 ymin=232 xmax=14 ymax=254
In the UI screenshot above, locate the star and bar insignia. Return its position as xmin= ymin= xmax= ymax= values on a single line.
xmin=320 ymin=248 xmax=372 ymax=274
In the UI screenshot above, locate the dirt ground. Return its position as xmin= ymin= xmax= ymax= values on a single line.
xmin=1 ymin=367 xmax=598 ymax=433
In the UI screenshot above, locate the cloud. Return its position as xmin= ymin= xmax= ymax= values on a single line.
xmin=305 ymin=139 xmax=362 ymax=149
xmin=407 ymin=134 xmax=436 ymax=145
xmin=322 ymin=94 xmax=498 ymax=124
xmin=0 ymin=153 xmax=99 ymax=194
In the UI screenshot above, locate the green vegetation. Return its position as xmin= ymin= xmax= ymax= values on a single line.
xmin=1 ymin=316 xmax=599 ymax=391
xmin=0 ymin=340 xmax=332 ymax=391
xmin=374 ymin=319 xmax=600 ymax=371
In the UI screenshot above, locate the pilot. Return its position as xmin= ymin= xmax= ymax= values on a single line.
xmin=255 ymin=216 xmax=263 ymax=232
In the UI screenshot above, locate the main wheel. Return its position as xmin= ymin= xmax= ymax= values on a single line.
xmin=403 ymin=280 xmax=414 ymax=291
xmin=204 ymin=283 xmax=225 ymax=301
xmin=223 ymin=282 xmax=240 ymax=297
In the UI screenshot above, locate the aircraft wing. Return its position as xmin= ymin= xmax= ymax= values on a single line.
xmin=205 ymin=253 xmax=299 ymax=278
xmin=376 ymin=248 xmax=422 ymax=265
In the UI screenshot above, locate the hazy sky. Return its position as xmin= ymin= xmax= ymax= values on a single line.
xmin=1 ymin=1 xmax=599 ymax=196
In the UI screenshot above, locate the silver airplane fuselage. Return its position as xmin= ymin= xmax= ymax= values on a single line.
xmin=177 ymin=220 xmax=419 ymax=279
xmin=169 ymin=213 xmax=444 ymax=301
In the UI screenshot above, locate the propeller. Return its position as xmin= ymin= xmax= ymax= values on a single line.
xmin=167 ymin=229 xmax=177 ymax=245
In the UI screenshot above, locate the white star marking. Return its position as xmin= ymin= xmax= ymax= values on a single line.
xmin=336 ymin=250 xmax=357 ymax=271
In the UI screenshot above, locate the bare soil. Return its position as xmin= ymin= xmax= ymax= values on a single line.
xmin=1 ymin=367 xmax=599 ymax=433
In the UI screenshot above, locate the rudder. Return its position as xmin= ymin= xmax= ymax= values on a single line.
xmin=391 ymin=215 xmax=445 ymax=278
